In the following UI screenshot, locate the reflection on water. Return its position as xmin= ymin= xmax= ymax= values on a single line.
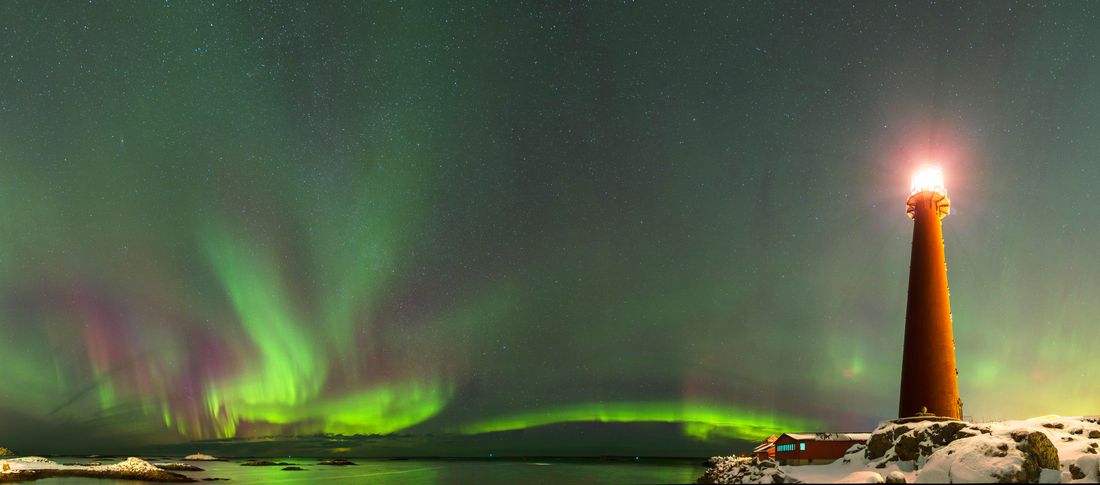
xmin=34 ymin=457 xmax=703 ymax=485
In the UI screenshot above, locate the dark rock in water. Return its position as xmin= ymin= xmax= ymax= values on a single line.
xmin=156 ymin=463 xmax=205 ymax=471
xmin=1090 ymin=430 xmax=1100 ymax=439
xmin=318 ymin=459 xmax=356 ymax=466
xmin=240 ymin=460 xmax=292 ymax=466
xmin=281 ymin=466 xmax=304 ymax=471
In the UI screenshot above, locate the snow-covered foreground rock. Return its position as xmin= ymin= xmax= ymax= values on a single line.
xmin=0 ymin=456 xmax=193 ymax=482
xmin=699 ymin=456 xmax=790 ymax=484
xmin=699 ymin=416 xmax=1100 ymax=483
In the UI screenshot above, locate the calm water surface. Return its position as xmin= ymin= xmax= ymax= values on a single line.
xmin=36 ymin=457 xmax=704 ymax=484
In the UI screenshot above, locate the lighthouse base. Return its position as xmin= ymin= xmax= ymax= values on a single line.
xmin=890 ymin=415 xmax=964 ymax=425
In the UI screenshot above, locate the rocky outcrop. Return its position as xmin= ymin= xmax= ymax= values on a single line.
xmin=1010 ymin=431 xmax=1060 ymax=482
xmin=240 ymin=460 xmax=293 ymax=466
xmin=908 ymin=429 xmax=1060 ymax=483
xmin=5 ymin=457 xmax=50 ymax=464
xmin=0 ymin=457 xmax=194 ymax=482
xmin=182 ymin=453 xmax=221 ymax=461
xmin=698 ymin=416 xmax=1100 ymax=483
xmin=154 ymin=463 xmax=205 ymax=471
xmin=697 ymin=456 xmax=792 ymax=484
xmin=1070 ymin=455 xmax=1100 ymax=481
xmin=318 ymin=459 xmax=356 ymax=466
xmin=865 ymin=420 xmax=990 ymax=466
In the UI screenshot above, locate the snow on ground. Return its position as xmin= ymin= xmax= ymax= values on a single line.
xmin=1 ymin=456 xmax=67 ymax=472
xmin=0 ymin=456 xmax=192 ymax=482
xmin=700 ymin=416 xmax=1100 ymax=483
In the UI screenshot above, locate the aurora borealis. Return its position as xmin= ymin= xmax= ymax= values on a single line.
xmin=2 ymin=1 xmax=1100 ymax=456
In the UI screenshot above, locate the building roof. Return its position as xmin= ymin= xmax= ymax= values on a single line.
xmin=782 ymin=432 xmax=871 ymax=442
xmin=752 ymin=442 xmax=774 ymax=453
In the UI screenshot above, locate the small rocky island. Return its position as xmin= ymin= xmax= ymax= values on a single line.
xmin=0 ymin=457 xmax=193 ymax=482
xmin=182 ymin=453 xmax=222 ymax=461
xmin=154 ymin=463 xmax=205 ymax=471
xmin=240 ymin=460 xmax=294 ymax=466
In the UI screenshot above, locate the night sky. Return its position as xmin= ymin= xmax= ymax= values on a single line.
xmin=1 ymin=1 xmax=1099 ymax=456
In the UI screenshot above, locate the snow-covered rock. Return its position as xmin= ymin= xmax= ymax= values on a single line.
xmin=1071 ymin=454 xmax=1100 ymax=480
xmin=0 ymin=457 xmax=192 ymax=481
xmin=8 ymin=456 xmax=54 ymax=464
xmin=154 ymin=462 xmax=205 ymax=471
xmin=699 ymin=415 xmax=1100 ymax=483
xmin=90 ymin=457 xmax=162 ymax=474
xmin=698 ymin=456 xmax=791 ymax=484
xmin=183 ymin=452 xmax=219 ymax=461
xmin=865 ymin=419 xmax=990 ymax=467
xmin=913 ymin=432 xmax=1051 ymax=483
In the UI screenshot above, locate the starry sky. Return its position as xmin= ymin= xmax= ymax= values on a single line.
xmin=1 ymin=1 xmax=1099 ymax=456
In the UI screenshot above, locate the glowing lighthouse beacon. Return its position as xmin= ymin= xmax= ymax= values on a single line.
xmin=899 ymin=165 xmax=962 ymax=420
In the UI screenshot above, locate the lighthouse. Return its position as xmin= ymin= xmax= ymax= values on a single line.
xmin=898 ymin=165 xmax=962 ymax=420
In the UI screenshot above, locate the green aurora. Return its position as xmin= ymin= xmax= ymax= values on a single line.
xmin=1 ymin=1 xmax=1099 ymax=456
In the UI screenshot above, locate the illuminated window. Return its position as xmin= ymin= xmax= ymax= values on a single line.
xmin=799 ymin=443 xmax=805 ymax=451
xmin=777 ymin=444 xmax=796 ymax=452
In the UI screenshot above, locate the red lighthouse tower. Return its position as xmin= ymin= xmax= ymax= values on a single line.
xmin=898 ymin=165 xmax=962 ymax=419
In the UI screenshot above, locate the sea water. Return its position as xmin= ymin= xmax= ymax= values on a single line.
xmin=33 ymin=457 xmax=704 ymax=484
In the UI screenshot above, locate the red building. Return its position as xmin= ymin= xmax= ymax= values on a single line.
xmin=771 ymin=432 xmax=870 ymax=466
xmin=751 ymin=435 xmax=778 ymax=461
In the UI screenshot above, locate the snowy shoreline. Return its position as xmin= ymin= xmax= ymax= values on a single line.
xmin=700 ymin=416 xmax=1100 ymax=483
xmin=0 ymin=456 xmax=194 ymax=482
